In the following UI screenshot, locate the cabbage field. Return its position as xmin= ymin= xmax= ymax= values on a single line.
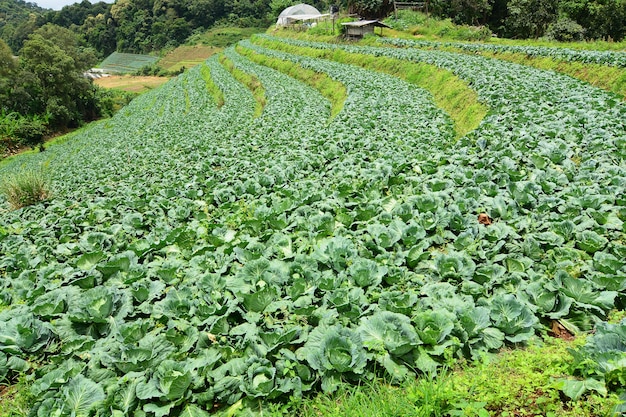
xmin=1 ymin=35 xmax=625 ymax=416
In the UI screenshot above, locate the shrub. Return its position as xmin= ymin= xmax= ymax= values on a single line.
xmin=0 ymin=170 xmax=51 ymax=210
xmin=13 ymin=117 xmax=48 ymax=149
xmin=387 ymin=9 xmax=429 ymax=31
xmin=546 ymin=17 xmax=586 ymax=42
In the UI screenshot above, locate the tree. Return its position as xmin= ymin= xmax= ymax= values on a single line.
xmin=0 ymin=38 xmax=16 ymax=78
xmin=505 ymin=0 xmax=559 ymax=37
xmin=32 ymin=24 xmax=98 ymax=69
xmin=448 ymin=0 xmax=492 ymax=25
xmin=559 ymin=0 xmax=626 ymax=40
xmin=0 ymin=38 xmax=18 ymax=113
xmin=19 ymin=30 xmax=97 ymax=127
xmin=82 ymin=13 xmax=117 ymax=56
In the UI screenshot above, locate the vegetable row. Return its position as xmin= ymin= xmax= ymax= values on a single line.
xmin=0 ymin=38 xmax=625 ymax=416
xmin=378 ymin=37 xmax=626 ymax=68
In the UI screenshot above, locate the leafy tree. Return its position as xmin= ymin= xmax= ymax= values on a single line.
xmin=546 ymin=17 xmax=585 ymax=41
xmin=19 ymin=29 xmax=97 ymax=127
xmin=0 ymin=0 xmax=46 ymax=52
xmin=505 ymin=0 xmax=559 ymax=37
xmin=47 ymin=0 xmax=111 ymax=28
xmin=0 ymin=38 xmax=16 ymax=78
xmin=82 ymin=13 xmax=117 ymax=56
xmin=348 ymin=0 xmax=392 ymax=18
xmin=559 ymin=0 xmax=626 ymax=40
xmin=269 ymin=0 xmax=296 ymax=19
xmin=32 ymin=24 xmax=98 ymax=70
xmin=0 ymin=39 xmax=17 ymax=115
xmin=186 ymin=0 xmax=226 ymax=27
xmin=432 ymin=0 xmax=492 ymax=25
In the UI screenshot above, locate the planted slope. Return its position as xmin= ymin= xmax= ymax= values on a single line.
xmin=235 ymin=44 xmax=347 ymax=119
xmin=253 ymin=35 xmax=487 ymax=138
xmin=0 ymin=38 xmax=625 ymax=415
xmin=378 ymin=37 xmax=626 ymax=99
xmin=379 ymin=38 xmax=626 ymax=68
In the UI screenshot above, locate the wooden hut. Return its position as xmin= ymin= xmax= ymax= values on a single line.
xmin=341 ymin=20 xmax=392 ymax=39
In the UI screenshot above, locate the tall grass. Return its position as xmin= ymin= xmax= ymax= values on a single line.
xmin=0 ymin=170 xmax=51 ymax=210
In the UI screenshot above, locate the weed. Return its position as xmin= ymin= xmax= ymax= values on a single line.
xmin=0 ymin=378 xmax=32 ymax=417
xmin=0 ymin=170 xmax=51 ymax=210
xmin=449 ymin=338 xmax=621 ymax=416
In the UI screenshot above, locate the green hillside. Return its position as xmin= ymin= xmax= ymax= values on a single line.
xmin=1 ymin=33 xmax=625 ymax=416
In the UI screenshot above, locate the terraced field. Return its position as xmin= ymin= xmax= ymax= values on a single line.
xmin=1 ymin=35 xmax=625 ymax=416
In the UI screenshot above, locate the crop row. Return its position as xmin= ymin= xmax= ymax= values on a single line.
xmin=378 ymin=37 xmax=626 ymax=68
xmin=0 ymin=37 xmax=625 ymax=415
xmin=0 ymin=47 xmax=458 ymax=414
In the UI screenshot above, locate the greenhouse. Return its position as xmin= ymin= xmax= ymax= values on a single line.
xmin=276 ymin=3 xmax=326 ymax=26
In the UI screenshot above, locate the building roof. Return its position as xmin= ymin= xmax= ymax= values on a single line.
xmin=341 ymin=20 xmax=392 ymax=28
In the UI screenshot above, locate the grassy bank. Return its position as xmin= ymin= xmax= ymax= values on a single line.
xmin=219 ymin=54 xmax=267 ymax=118
xmin=252 ymin=35 xmax=488 ymax=138
xmin=237 ymin=44 xmax=347 ymax=119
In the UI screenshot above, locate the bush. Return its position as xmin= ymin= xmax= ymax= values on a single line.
xmin=13 ymin=117 xmax=48 ymax=149
xmin=0 ymin=170 xmax=51 ymax=210
xmin=546 ymin=17 xmax=586 ymax=41
xmin=387 ymin=10 xmax=493 ymax=41
xmin=386 ymin=10 xmax=429 ymax=31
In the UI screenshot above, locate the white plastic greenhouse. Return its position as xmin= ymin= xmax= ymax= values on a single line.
xmin=276 ymin=3 xmax=326 ymax=26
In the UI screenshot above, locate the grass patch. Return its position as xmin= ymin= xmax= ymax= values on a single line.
xmin=383 ymin=11 xmax=626 ymax=50
xmin=252 ymin=35 xmax=487 ymax=138
xmin=214 ymin=338 xmax=620 ymax=417
xmin=385 ymin=10 xmax=493 ymax=42
xmin=200 ymin=63 xmax=225 ymax=108
xmin=0 ymin=169 xmax=51 ymax=210
xmin=0 ymin=378 xmax=32 ymax=417
xmin=270 ymin=338 xmax=618 ymax=417
xmin=188 ymin=27 xmax=266 ymax=49
xmin=236 ymin=44 xmax=347 ymax=119
xmin=450 ymin=338 xmax=621 ymax=416
xmin=94 ymin=75 xmax=170 ymax=93
xmin=219 ymin=53 xmax=267 ymax=118
xmin=297 ymin=375 xmax=460 ymax=417
xmin=159 ymin=45 xmax=221 ymax=72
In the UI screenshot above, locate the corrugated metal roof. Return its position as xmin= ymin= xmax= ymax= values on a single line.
xmin=341 ymin=20 xmax=391 ymax=28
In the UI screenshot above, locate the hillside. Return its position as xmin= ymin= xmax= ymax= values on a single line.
xmin=0 ymin=0 xmax=46 ymax=51
xmin=1 ymin=32 xmax=626 ymax=416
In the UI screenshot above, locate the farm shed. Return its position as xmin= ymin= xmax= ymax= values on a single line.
xmin=276 ymin=4 xmax=326 ymax=26
xmin=341 ymin=20 xmax=392 ymax=38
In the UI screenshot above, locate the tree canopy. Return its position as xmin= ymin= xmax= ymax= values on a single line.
xmin=1 ymin=24 xmax=109 ymax=154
